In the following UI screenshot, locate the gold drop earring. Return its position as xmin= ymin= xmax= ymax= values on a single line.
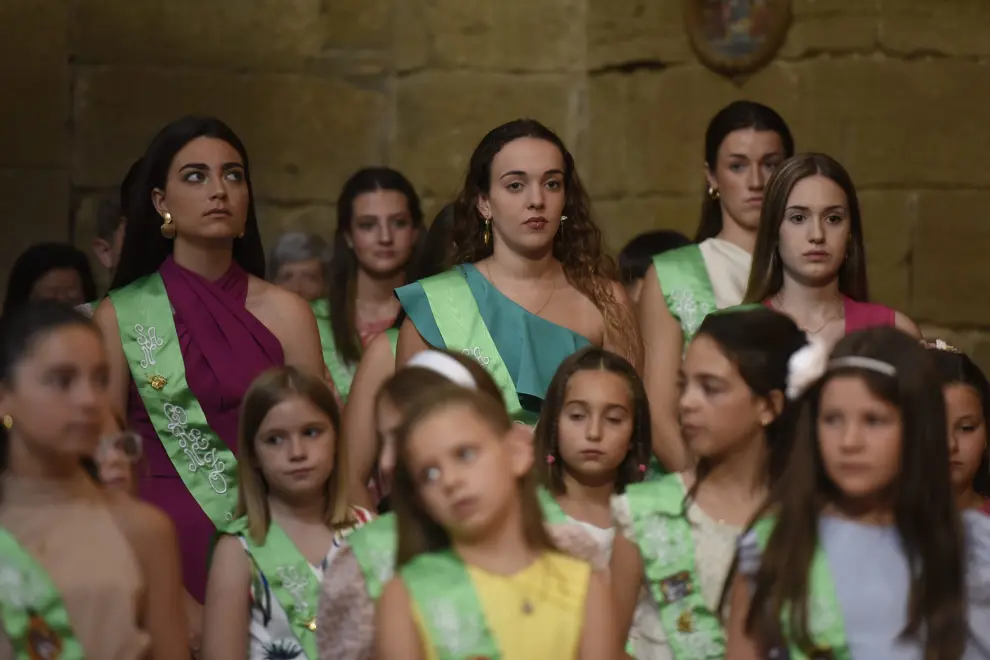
xmin=161 ymin=212 xmax=176 ymax=239
xmin=2 ymin=414 xmax=12 ymax=430
xmin=708 ymin=187 xmax=720 ymax=200
xmin=483 ymin=217 xmax=492 ymax=246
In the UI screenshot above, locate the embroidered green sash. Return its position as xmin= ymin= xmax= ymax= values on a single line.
xmin=402 ymin=550 xmax=501 ymax=659
xmin=311 ymin=299 xmax=357 ymax=402
xmin=626 ymin=476 xmax=724 ymax=659
xmin=349 ymin=487 xmax=565 ymax=600
xmin=751 ymin=518 xmax=851 ymax=660
xmin=0 ymin=526 xmax=85 ymax=660
xmin=419 ymin=270 xmax=537 ymax=426
xmin=110 ymin=274 xmax=238 ymax=530
xmin=652 ymin=245 xmax=717 ymax=344
xmin=230 ymin=519 xmax=321 ymax=660
xmin=384 ymin=327 xmax=399 ymax=358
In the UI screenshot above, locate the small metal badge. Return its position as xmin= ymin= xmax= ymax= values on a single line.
xmin=677 ymin=609 xmax=695 ymax=633
xmin=147 ymin=374 xmax=167 ymax=391
xmin=305 ymin=617 xmax=317 ymax=631
xmin=659 ymin=571 xmax=694 ymax=603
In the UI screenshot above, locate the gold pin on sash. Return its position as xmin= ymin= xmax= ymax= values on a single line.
xmin=677 ymin=610 xmax=694 ymax=633
xmin=147 ymin=374 xmax=167 ymax=391
xmin=305 ymin=617 xmax=317 ymax=631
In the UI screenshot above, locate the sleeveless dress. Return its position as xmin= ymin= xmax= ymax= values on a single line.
xmin=240 ymin=507 xmax=372 ymax=660
xmin=125 ymin=256 xmax=285 ymax=602
xmin=737 ymin=511 xmax=990 ymax=658
xmin=396 ymin=263 xmax=590 ymax=421
xmin=762 ymin=296 xmax=896 ymax=334
xmin=409 ymin=552 xmax=590 ymax=660
xmin=0 ymin=473 xmax=150 ymax=659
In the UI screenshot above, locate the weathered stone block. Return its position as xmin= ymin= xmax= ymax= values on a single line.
xmin=392 ymin=72 xmax=580 ymax=200
xmin=912 ymin=191 xmax=990 ymax=325
xmin=0 ymin=0 xmax=69 ymax=65
xmin=880 ymin=0 xmax=990 ymax=56
xmin=587 ymin=0 xmax=693 ymax=70
xmin=593 ymin=195 xmax=700 ymax=257
xmin=71 ymin=67 xmax=388 ymax=202
xmin=858 ymin=190 xmax=913 ymax=312
xmin=0 ymin=68 xmax=70 ymax=169
xmin=71 ymin=0 xmax=389 ymax=71
xmin=255 ymin=203 xmax=336 ymax=256
xmin=394 ymin=0 xmax=585 ymax=73
xmin=793 ymin=59 xmax=990 ymax=188
xmin=0 ymin=169 xmax=70 ymax=294
xmin=586 ymin=63 xmax=801 ymax=198
xmin=779 ymin=14 xmax=877 ymax=58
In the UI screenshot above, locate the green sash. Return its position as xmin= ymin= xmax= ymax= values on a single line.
xmin=625 ymin=477 xmax=724 ymax=659
xmin=349 ymin=487 xmax=564 ymax=600
xmin=652 ymin=245 xmax=717 ymax=344
xmin=230 ymin=519 xmax=321 ymax=660
xmin=384 ymin=327 xmax=399 ymax=358
xmin=0 ymin=527 xmax=85 ymax=659
xmin=311 ymin=299 xmax=357 ymax=402
xmin=419 ymin=270 xmax=537 ymax=426
xmin=751 ymin=518 xmax=851 ymax=660
xmin=110 ymin=274 xmax=238 ymax=530
xmin=401 ymin=550 xmax=501 ymax=659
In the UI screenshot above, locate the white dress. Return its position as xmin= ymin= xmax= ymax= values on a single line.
xmin=697 ymin=237 xmax=752 ymax=309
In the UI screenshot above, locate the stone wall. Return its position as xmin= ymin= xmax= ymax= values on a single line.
xmin=1 ymin=0 xmax=989 ymax=363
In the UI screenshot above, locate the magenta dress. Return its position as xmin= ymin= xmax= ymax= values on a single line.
xmin=763 ymin=296 xmax=895 ymax=334
xmin=126 ymin=256 xmax=284 ymax=602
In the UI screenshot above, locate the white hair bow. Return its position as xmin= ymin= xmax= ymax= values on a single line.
xmin=785 ymin=337 xmax=830 ymax=400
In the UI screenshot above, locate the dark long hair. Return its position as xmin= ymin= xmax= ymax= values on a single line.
xmin=743 ymin=153 xmax=869 ymax=304
xmin=392 ymin=385 xmax=555 ymax=566
xmin=110 ymin=116 xmax=266 ymax=290
xmin=4 ymin=243 xmax=98 ymax=312
xmin=746 ymin=328 xmax=966 ymax=658
xmin=696 ymin=101 xmax=794 ymax=242
xmin=390 ymin=203 xmax=456 ymax=331
xmin=690 ymin=307 xmax=806 ymax=500
xmin=328 ymin=168 xmax=424 ymax=365
xmin=0 ymin=302 xmax=100 ymax=482
xmin=450 ymin=119 xmax=639 ymax=366
xmin=535 ymin=347 xmax=652 ymax=494
xmin=928 ymin=344 xmax=990 ymax=498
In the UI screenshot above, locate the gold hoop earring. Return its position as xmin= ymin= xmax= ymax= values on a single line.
xmin=2 ymin=415 xmax=12 ymax=430
xmin=161 ymin=212 xmax=176 ymax=239
xmin=483 ymin=218 xmax=491 ymax=246
xmin=707 ymin=187 xmax=720 ymax=201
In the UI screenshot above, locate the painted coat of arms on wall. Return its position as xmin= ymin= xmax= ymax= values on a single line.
xmin=685 ymin=0 xmax=792 ymax=76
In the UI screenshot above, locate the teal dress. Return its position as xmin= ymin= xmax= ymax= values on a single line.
xmin=395 ymin=264 xmax=590 ymax=421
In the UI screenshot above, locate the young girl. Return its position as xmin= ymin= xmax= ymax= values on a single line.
xmin=744 ymin=152 xmax=920 ymax=344
xmin=202 ymin=366 xmax=372 ymax=660
xmin=926 ymin=339 xmax=990 ymax=514
xmin=90 ymin=412 xmax=143 ymax=494
xmin=726 ymin=327 xmax=990 ymax=659
xmin=611 ymin=307 xmax=807 ymax=659
xmin=0 ymin=301 xmax=186 ymax=658
xmin=374 ymin=385 xmax=619 ymax=659
xmin=535 ymin=346 xmax=653 ymax=557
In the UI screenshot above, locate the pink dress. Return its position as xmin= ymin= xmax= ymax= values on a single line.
xmin=763 ymin=296 xmax=895 ymax=333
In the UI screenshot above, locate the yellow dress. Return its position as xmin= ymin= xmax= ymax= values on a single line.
xmin=412 ymin=551 xmax=590 ymax=659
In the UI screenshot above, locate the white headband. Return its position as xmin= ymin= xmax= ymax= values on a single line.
xmin=786 ymin=338 xmax=898 ymax=400
xmin=406 ymin=351 xmax=478 ymax=390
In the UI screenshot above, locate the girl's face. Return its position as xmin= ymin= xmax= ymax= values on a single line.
xmin=944 ymin=383 xmax=988 ymax=494
xmin=375 ymin=395 xmax=403 ymax=492
xmin=556 ymin=369 xmax=634 ymax=483
xmin=705 ymin=128 xmax=786 ymax=232
xmin=405 ymin=403 xmax=530 ymax=541
xmin=818 ymin=375 xmax=903 ymax=503
xmin=347 ymin=190 xmax=419 ymax=277
xmin=776 ymin=175 xmax=851 ymax=287
xmin=30 ymin=268 xmax=86 ymax=306
xmin=253 ymin=395 xmax=336 ymax=500
xmin=95 ymin=430 xmax=142 ymax=494
xmin=273 ymin=259 xmax=325 ymax=302
xmin=0 ymin=325 xmax=108 ymax=463
xmin=679 ymin=335 xmax=774 ymax=459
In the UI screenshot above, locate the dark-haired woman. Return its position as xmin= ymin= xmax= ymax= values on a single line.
xmin=0 ymin=302 xmax=186 ymax=658
xmin=640 ymin=101 xmax=794 ymax=472
xmin=314 ymin=167 xmax=424 ymax=405
xmin=93 ymin=117 xmax=325 ymax=630
xmin=395 ymin=119 xmax=641 ymax=426
xmin=927 ymin=340 xmax=990 ymax=514
xmin=4 ymin=242 xmax=98 ymax=312
xmin=744 ymin=152 xmax=919 ymax=346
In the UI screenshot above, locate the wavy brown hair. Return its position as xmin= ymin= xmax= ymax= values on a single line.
xmin=743 ymin=153 xmax=869 ymax=305
xmin=450 ymin=119 xmax=641 ymax=367
xmin=392 ymin=384 xmax=556 ymax=566
xmin=236 ymin=366 xmax=355 ymax=544
xmin=744 ymin=328 xmax=966 ymax=658
xmin=535 ymin=347 xmax=652 ymax=495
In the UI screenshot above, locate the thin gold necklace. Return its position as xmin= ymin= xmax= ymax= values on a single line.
xmin=773 ymin=292 xmax=842 ymax=335
xmin=486 ymin=261 xmax=556 ymax=316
